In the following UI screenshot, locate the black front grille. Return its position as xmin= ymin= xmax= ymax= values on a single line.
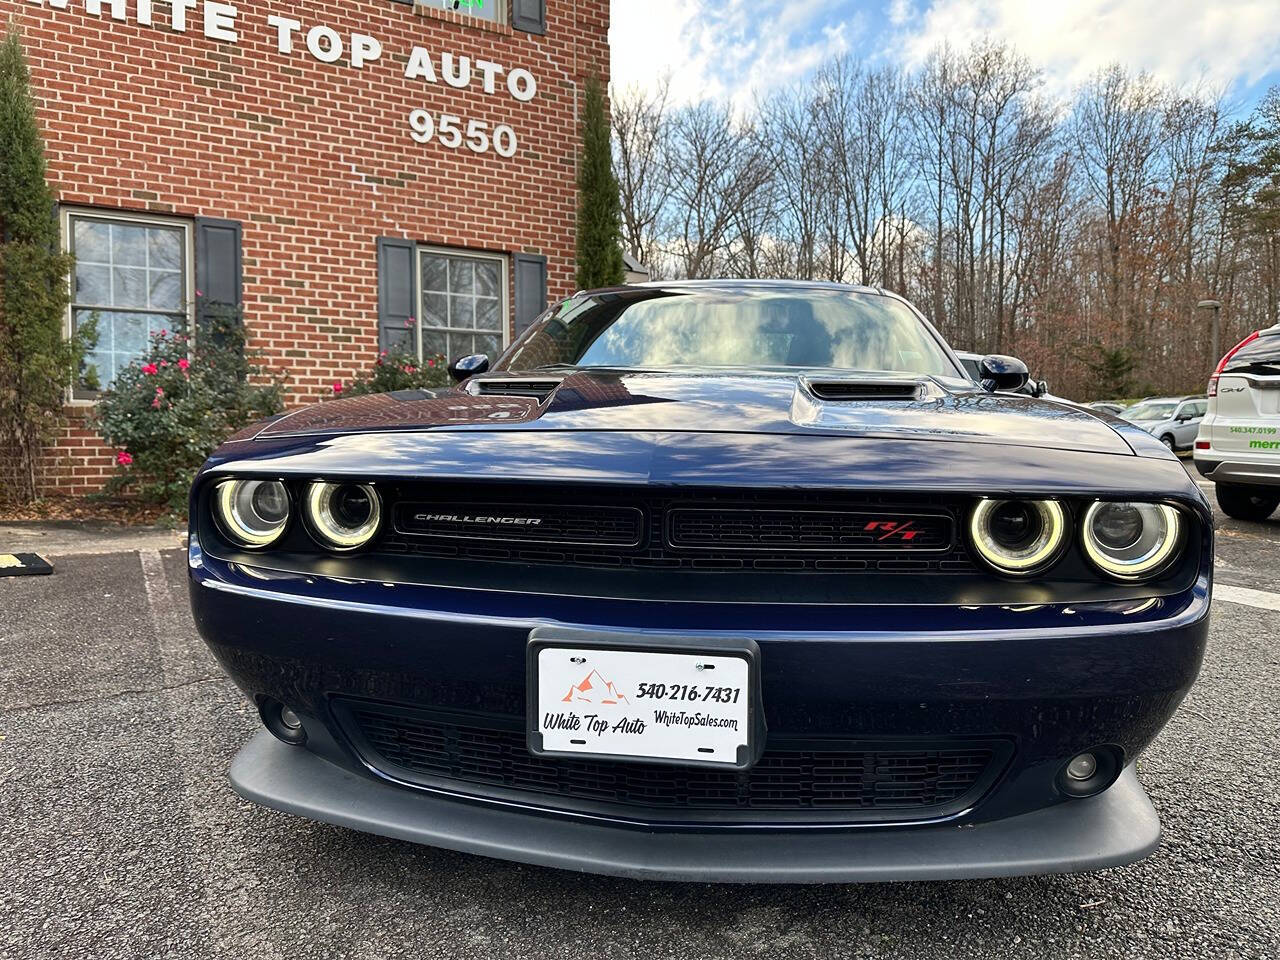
xmin=378 ymin=485 xmax=977 ymax=573
xmin=668 ymin=507 xmax=952 ymax=552
xmin=338 ymin=701 xmax=999 ymax=821
xmin=394 ymin=502 xmax=643 ymax=547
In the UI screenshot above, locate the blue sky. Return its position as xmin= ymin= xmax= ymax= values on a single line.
xmin=610 ymin=0 xmax=1280 ymax=115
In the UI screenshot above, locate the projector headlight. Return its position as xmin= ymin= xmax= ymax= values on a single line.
xmin=304 ymin=481 xmax=382 ymax=552
xmin=212 ymin=479 xmax=290 ymax=548
xmin=1081 ymin=501 xmax=1182 ymax=580
xmin=968 ymin=498 xmax=1067 ymax=576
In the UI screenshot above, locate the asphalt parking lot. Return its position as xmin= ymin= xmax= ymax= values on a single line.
xmin=2 ymin=471 xmax=1278 ymax=960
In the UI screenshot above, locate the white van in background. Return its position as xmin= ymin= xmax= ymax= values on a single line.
xmin=1195 ymin=323 xmax=1280 ymax=521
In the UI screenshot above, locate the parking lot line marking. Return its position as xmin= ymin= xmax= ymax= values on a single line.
xmin=1215 ymin=583 xmax=1280 ymax=613
xmin=140 ymin=549 xmax=175 ymax=625
xmin=140 ymin=549 xmax=199 ymax=684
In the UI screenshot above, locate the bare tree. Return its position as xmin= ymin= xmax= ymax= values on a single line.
xmin=758 ymin=85 xmax=827 ymax=279
xmin=1073 ymin=65 xmax=1168 ymax=346
xmin=610 ymin=38 xmax=1278 ymax=399
xmin=611 ymin=78 xmax=672 ymax=272
xmin=663 ymin=101 xmax=772 ymax=278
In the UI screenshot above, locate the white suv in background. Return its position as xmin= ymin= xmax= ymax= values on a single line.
xmin=1195 ymin=323 xmax=1280 ymax=521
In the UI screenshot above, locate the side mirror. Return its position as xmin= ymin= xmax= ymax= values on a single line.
xmin=978 ymin=355 xmax=1030 ymax=393
xmin=448 ymin=353 xmax=490 ymax=383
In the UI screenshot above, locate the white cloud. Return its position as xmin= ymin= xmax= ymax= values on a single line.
xmin=888 ymin=0 xmax=915 ymax=27
xmin=609 ymin=1 xmax=705 ymax=101
xmin=889 ymin=0 xmax=1280 ymax=97
xmin=611 ymin=0 xmax=1280 ymax=111
xmin=610 ymin=0 xmax=854 ymax=111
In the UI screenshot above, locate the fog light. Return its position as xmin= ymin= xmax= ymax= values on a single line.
xmin=1057 ymin=746 xmax=1122 ymax=798
xmin=260 ymin=697 xmax=307 ymax=745
xmin=1066 ymin=752 xmax=1098 ymax=781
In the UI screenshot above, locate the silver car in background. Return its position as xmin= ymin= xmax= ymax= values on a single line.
xmin=1120 ymin=396 xmax=1207 ymax=452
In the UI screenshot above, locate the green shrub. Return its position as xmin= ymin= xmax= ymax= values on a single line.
xmin=335 ymin=349 xmax=449 ymax=396
xmin=95 ymin=310 xmax=285 ymax=508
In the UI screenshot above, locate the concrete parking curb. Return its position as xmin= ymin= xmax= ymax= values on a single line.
xmin=0 ymin=521 xmax=186 ymax=557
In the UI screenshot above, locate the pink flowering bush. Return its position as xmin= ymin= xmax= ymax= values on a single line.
xmin=334 ymin=348 xmax=449 ymax=397
xmin=95 ymin=309 xmax=285 ymax=508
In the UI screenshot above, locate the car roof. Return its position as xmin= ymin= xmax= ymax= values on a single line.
xmin=635 ymin=278 xmax=885 ymax=294
xmin=575 ymin=278 xmax=892 ymax=299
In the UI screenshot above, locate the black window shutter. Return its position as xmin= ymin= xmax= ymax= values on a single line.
xmin=194 ymin=217 xmax=243 ymax=336
xmin=512 ymin=0 xmax=546 ymax=34
xmin=377 ymin=237 xmax=418 ymax=355
xmin=513 ymin=252 xmax=548 ymax=337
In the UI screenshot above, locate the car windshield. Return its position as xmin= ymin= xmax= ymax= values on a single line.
xmin=1127 ymin=402 xmax=1178 ymax=421
xmin=499 ymin=288 xmax=962 ymax=377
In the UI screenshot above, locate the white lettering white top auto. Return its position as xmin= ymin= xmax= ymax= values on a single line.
xmin=26 ymin=0 xmax=539 ymax=150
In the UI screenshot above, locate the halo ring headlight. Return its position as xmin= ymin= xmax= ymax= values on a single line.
xmin=1081 ymin=501 xmax=1181 ymax=581
xmin=968 ymin=498 xmax=1067 ymax=576
xmin=212 ymin=479 xmax=290 ymax=548
xmin=304 ymin=481 xmax=382 ymax=552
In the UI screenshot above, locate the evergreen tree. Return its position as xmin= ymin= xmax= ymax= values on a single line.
xmin=575 ymin=77 xmax=625 ymax=290
xmin=0 ymin=25 xmax=87 ymax=501
xmin=1082 ymin=344 xmax=1140 ymax=399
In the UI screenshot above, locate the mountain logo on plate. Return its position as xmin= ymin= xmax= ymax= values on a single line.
xmin=562 ymin=669 xmax=629 ymax=705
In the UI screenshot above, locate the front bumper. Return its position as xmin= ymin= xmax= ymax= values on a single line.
xmin=233 ymin=731 xmax=1159 ymax=883
xmin=191 ymin=540 xmax=1209 ymax=881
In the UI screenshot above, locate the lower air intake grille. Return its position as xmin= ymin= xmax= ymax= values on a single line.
xmin=338 ymin=701 xmax=1000 ymax=821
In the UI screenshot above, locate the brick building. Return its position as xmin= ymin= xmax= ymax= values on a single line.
xmin=12 ymin=0 xmax=608 ymax=494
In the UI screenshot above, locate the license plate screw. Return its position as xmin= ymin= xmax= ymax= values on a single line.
xmin=570 ymin=656 xmax=586 ymax=664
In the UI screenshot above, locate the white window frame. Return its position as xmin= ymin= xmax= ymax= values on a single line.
xmin=416 ymin=245 xmax=509 ymax=362
xmin=61 ymin=207 xmax=195 ymax=403
xmin=417 ymin=0 xmax=507 ymax=25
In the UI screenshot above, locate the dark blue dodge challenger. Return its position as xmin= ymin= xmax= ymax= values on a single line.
xmin=188 ymin=281 xmax=1211 ymax=883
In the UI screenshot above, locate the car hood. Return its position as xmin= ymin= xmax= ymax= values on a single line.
xmin=253 ymin=370 xmax=1134 ymax=455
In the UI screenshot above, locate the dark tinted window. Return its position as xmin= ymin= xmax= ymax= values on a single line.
xmin=499 ymin=288 xmax=961 ymax=377
xmin=1224 ymin=332 xmax=1280 ymax=374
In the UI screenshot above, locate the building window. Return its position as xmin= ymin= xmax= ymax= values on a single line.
xmin=418 ymin=248 xmax=507 ymax=362
xmin=419 ymin=0 xmax=503 ymax=24
xmin=66 ymin=210 xmax=192 ymax=393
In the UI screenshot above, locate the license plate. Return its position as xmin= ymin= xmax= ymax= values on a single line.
xmin=529 ymin=641 xmax=756 ymax=767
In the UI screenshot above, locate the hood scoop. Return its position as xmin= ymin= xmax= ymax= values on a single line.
xmin=802 ymin=377 xmax=927 ymax=401
xmin=467 ymin=376 xmax=566 ymax=402
xmin=790 ymin=375 xmax=943 ymax=431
